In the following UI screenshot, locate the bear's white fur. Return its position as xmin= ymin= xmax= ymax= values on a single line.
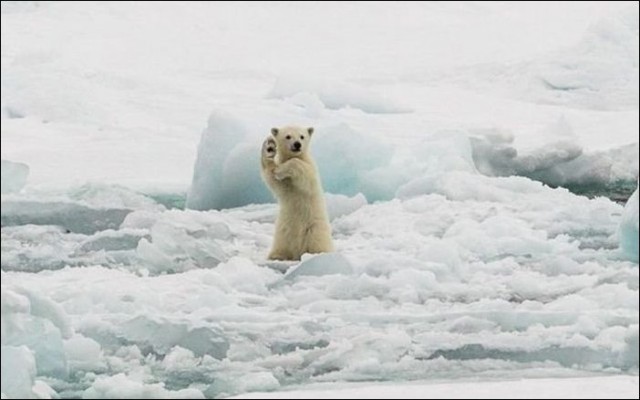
xmin=261 ymin=126 xmax=333 ymax=260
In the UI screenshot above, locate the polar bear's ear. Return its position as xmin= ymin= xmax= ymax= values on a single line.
xmin=271 ymin=128 xmax=279 ymax=137
xmin=307 ymin=127 xmax=314 ymax=136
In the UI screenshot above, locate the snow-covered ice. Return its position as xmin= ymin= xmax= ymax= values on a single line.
xmin=232 ymin=376 xmax=640 ymax=399
xmin=2 ymin=177 xmax=638 ymax=397
xmin=2 ymin=2 xmax=638 ymax=399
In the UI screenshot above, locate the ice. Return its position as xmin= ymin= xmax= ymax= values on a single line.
xmin=618 ymin=185 xmax=639 ymax=262
xmin=134 ymin=210 xmax=231 ymax=274
xmin=283 ymin=253 xmax=354 ymax=281
xmin=269 ymin=76 xmax=411 ymax=114
xmin=78 ymin=229 xmax=149 ymax=253
xmin=471 ymin=130 xmax=639 ymax=187
xmin=2 ymin=176 xmax=638 ymax=397
xmin=1 ymin=159 xmax=29 ymax=194
xmin=119 ymin=315 xmax=229 ymax=359
xmin=63 ymin=335 xmax=105 ymax=372
xmin=447 ymin=4 xmax=639 ymax=111
xmin=186 ymin=114 xmax=396 ymax=208
xmin=1 ymin=201 xmax=131 ymax=234
xmin=313 ymin=124 xmax=394 ymax=201
xmin=205 ymin=372 xmax=280 ymax=398
xmin=66 ymin=184 xmax=164 ymax=211
xmin=1 ymin=286 xmax=70 ymax=390
xmin=186 ymin=110 xmax=636 ymax=211
xmin=324 ymin=193 xmax=367 ymax=221
xmin=82 ymin=373 xmax=204 ymax=399
xmin=231 ymin=376 xmax=640 ymax=399
xmin=0 ymin=346 xmax=37 ymax=399
xmin=186 ymin=111 xmax=269 ymax=210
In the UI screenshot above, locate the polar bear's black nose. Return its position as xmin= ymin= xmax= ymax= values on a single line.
xmin=293 ymin=141 xmax=302 ymax=151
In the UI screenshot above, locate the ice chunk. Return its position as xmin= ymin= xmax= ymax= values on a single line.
xmin=618 ymin=185 xmax=639 ymax=262
xmin=325 ymin=193 xmax=367 ymax=221
xmin=120 ymin=210 xmax=162 ymax=230
xmin=284 ymin=253 xmax=353 ymax=281
xmin=269 ymin=76 xmax=411 ymax=114
xmin=471 ymin=130 xmax=639 ymax=188
xmin=67 ymin=183 xmax=164 ymax=211
xmin=0 ymin=345 xmax=37 ymax=399
xmin=1 ymin=224 xmax=132 ymax=272
xmin=186 ymin=111 xmax=272 ymax=210
xmin=119 ymin=315 xmax=229 ymax=359
xmin=2 ymin=287 xmax=69 ymax=379
xmin=186 ymin=114 xmax=395 ymax=209
xmin=205 ymin=372 xmax=279 ymax=398
xmin=78 ymin=229 xmax=148 ymax=253
xmin=1 ymin=160 xmax=29 ymax=194
xmin=32 ymin=380 xmax=56 ymax=399
xmin=1 ymin=201 xmax=131 ymax=234
xmin=314 ymin=124 xmax=393 ymax=200
xmin=160 ymin=346 xmax=199 ymax=372
xmin=82 ymin=373 xmax=204 ymax=399
xmin=136 ymin=212 xmax=229 ymax=274
xmin=63 ymin=335 xmax=104 ymax=372
xmin=20 ymin=289 xmax=73 ymax=339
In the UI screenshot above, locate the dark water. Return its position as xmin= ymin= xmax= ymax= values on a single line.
xmin=561 ymin=180 xmax=636 ymax=205
xmin=147 ymin=192 xmax=187 ymax=209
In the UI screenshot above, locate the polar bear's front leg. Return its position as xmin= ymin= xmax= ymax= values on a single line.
xmin=274 ymin=158 xmax=307 ymax=181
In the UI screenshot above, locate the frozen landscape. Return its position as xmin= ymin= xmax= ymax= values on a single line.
xmin=1 ymin=2 xmax=638 ymax=399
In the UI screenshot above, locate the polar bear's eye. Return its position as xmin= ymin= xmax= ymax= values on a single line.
xmin=286 ymin=135 xmax=291 ymax=140
xmin=300 ymin=136 xmax=305 ymax=140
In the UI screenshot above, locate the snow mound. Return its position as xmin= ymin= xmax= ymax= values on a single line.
xmin=618 ymin=185 xmax=639 ymax=262
xmin=1 ymin=160 xmax=29 ymax=194
xmin=269 ymin=76 xmax=412 ymax=114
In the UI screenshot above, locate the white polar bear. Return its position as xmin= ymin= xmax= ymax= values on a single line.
xmin=261 ymin=126 xmax=334 ymax=260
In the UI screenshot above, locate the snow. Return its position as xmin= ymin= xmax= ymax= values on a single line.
xmin=232 ymin=376 xmax=640 ymax=399
xmin=1 ymin=159 xmax=29 ymax=194
xmin=324 ymin=193 xmax=367 ymax=221
xmin=619 ymin=185 xmax=639 ymax=262
xmin=2 ymin=178 xmax=638 ymax=397
xmin=446 ymin=3 xmax=639 ymax=111
xmin=82 ymin=373 xmax=205 ymax=399
xmin=269 ymin=76 xmax=412 ymax=114
xmin=2 ymin=3 xmax=637 ymax=192
xmin=1 ymin=2 xmax=639 ymax=399
xmin=282 ymin=253 xmax=354 ymax=281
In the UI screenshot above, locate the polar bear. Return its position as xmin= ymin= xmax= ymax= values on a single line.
xmin=261 ymin=126 xmax=334 ymax=260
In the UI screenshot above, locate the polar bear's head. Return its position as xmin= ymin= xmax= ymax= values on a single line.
xmin=271 ymin=126 xmax=314 ymax=161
